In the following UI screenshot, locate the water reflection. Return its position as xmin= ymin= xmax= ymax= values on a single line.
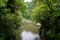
xmin=21 ymin=30 xmax=40 ymax=40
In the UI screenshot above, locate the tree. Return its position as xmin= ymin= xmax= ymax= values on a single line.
xmin=31 ymin=0 xmax=60 ymax=40
xmin=0 ymin=0 xmax=26 ymax=40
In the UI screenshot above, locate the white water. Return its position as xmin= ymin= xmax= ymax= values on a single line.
xmin=21 ymin=30 xmax=40 ymax=40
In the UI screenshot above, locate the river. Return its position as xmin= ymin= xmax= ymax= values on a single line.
xmin=21 ymin=30 xmax=40 ymax=40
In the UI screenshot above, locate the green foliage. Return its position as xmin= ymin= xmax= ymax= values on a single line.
xmin=0 ymin=6 xmax=23 ymax=40
xmin=31 ymin=0 xmax=60 ymax=40
xmin=0 ymin=0 xmax=25 ymax=40
xmin=21 ymin=2 xmax=30 ymax=18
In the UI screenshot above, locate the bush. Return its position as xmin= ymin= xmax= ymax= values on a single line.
xmin=0 ymin=6 xmax=23 ymax=40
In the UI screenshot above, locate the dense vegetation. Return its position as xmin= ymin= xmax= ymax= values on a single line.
xmin=30 ymin=0 xmax=60 ymax=40
xmin=0 ymin=0 xmax=60 ymax=40
xmin=0 ymin=0 xmax=27 ymax=40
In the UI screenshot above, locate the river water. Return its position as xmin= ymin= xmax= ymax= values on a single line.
xmin=21 ymin=30 xmax=40 ymax=40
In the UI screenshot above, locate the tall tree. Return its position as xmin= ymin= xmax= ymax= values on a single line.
xmin=0 ymin=0 xmax=26 ymax=40
xmin=31 ymin=0 xmax=60 ymax=40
